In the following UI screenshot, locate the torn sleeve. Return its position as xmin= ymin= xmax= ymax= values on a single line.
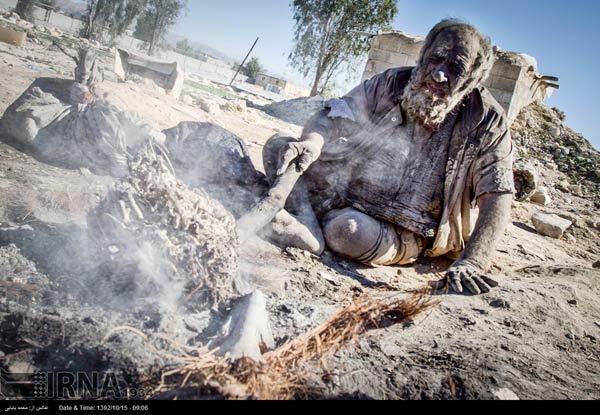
xmin=471 ymin=111 xmax=515 ymax=202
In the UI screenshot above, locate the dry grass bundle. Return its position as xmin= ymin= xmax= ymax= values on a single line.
xmin=150 ymin=290 xmax=438 ymax=400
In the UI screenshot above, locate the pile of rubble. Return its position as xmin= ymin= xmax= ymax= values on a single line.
xmin=0 ymin=10 xmax=103 ymax=49
xmin=511 ymin=103 xmax=600 ymax=205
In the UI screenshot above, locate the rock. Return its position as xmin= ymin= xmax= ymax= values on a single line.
xmin=216 ymin=291 xmax=274 ymax=361
xmin=593 ymin=261 xmax=600 ymax=269
xmin=556 ymin=180 xmax=571 ymax=192
xmin=102 ymin=70 xmax=120 ymax=83
xmin=557 ymin=213 xmax=583 ymax=228
xmin=555 ymin=146 xmax=570 ymax=157
xmin=513 ymin=162 xmax=538 ymax=201
xmin=489 ymin=298 xmax=511 ymax=309
xmin=532 ymin=213 xmax=573 ymax=239
xmin=181 ymin=94 xmax=194 ymax=105
xmin=493 ymin=388 xmax=520 ymax=401
xmin=568 ymin=299 xmax=578 ymax=306
xmin=529 ymin=187 xmax=552 ymax=206
xmin=49 ymin=28 xmax=62 ymax=37
xmin=568 ymin=184 xmax=583 ymax=196
xmin=319 ymin=271 xmax=341 ymax=286
xmin=585 ymin=220 xmax=599 ymax=230
xmin=565 ymin=234 xmax=576 ymax=244
xmin=221 ymin=99 xmax=247 ymax=113
xmin=197 ymin=97 xmax=220 ymax=114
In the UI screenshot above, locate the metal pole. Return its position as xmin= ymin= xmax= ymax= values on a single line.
xmin=229 ymin=37 xmax=259 ymax=87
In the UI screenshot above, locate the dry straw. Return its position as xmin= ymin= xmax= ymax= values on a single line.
xmin=118 ymin=290 xmax=439 ymax=400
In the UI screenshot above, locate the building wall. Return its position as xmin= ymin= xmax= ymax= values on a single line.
xmin=256 ymin=73 xmax=287 ymax=89
xmin=362 ymin=33 xmax=424 ymax=81
xmin=482 ymin=56 xmax=551 ymax=122
xmin=482 ymin=59 xmax=523 ymax=120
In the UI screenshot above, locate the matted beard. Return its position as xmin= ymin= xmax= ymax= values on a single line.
xmin=401 ymin=70 xmax=474 ymax=131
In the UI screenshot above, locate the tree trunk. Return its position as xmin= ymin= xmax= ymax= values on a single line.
xmin=310 ymin=16 xmax=332 ymax=97
xmin=148 ymin=11 xmax=161 ymax=56
xmin=310 ymin=70 xmax=323 ymax=97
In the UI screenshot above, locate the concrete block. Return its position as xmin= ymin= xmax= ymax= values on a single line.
xmin=532 ymin=212 xmax=572 ymax=239
xmin=491 ymin=61 xmax=522 ymax=79
xmin=0 ymin=25 xmax=26 ymax=46
xmin=370 ymin=49 xmax=393 ymax=63
xmin=529 ymin=187 xmax=552 ymax=206
xmin=492 ymin=75 xmax=518 ymax=92
xmin=378 ymin=35 xmax=400 ymax=52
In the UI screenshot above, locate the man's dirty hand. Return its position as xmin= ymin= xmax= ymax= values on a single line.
xmin=277 ymin=140 xmax=322 ymax=176
xmin=446 ymin=259 xmax=499 ymax=295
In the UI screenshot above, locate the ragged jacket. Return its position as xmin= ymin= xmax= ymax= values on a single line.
xmin=304 ymin=67 xmax=515 ymax=259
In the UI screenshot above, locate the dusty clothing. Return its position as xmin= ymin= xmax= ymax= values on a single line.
xmin=0 ymin=77 xmax=164 ymax=177
xmin=369 ymin=114 xmax=456 ymax=238
xmin=355 ymin=220 xmax=426 ymax=267
xmin=304 ymin=67 xmax=514 ymax=259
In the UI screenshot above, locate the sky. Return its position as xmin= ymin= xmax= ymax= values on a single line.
xmin=174 ymin=0 xmax=600 ymax=149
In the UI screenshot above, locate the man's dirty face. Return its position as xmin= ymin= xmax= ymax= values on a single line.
xmin=402 ymin=27 xmax=482 ymax=131
xmin=420 ymin=30 xmax=477 ymax=99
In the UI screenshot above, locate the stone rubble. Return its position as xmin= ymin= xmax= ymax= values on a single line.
xmin=532 ymin=212 xmax=573 ymax=239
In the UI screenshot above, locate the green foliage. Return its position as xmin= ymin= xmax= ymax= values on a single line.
xmin=176 ymin=38 xmax=193 ymax=54
xmin=82 ymin=0 xmax=147 ymax=43
xmin=289 ymin=0 xmax=398 ymax=96
xmin=244 ymin=57 xmax=263 ymax=80
xmin=232 ymin=58 xmax=264 ymax=81
xmin=134 ymin=0 xmax=186 ymax=56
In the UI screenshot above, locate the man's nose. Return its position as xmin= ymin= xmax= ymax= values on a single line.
xmin=432 ymin=63 xmax=449 ymax=84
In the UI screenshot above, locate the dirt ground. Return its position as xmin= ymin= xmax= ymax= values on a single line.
xmin=0 ymin=34 xmax=599 ymax=400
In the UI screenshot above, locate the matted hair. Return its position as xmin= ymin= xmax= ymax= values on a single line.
xmin=401 ymin=19 xmax=495 ymax=130
xmin=418 ymin=18 xmax=495 ymax=87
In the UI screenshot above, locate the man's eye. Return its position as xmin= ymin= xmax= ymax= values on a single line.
xmin=429 ymin=56 xmax=444 ymax=65
xmin=448 ymin=63 xmax=465 ymax=77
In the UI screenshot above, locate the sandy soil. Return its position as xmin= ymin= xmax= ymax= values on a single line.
xmin=0 ymin=32 xmax=598 ymax=400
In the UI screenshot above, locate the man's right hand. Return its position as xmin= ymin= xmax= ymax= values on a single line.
xmin=276 ymin=138 xmax=323 ymax=176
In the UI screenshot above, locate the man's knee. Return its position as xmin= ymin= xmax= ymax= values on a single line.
xmin=323 ymin=209 xmax=390 ymax=263
xmin=323 ymin=208 xmax=423 ymax=266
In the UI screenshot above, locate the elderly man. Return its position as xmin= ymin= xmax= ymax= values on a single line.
xmin=262 ymin=19 xmax=514 ymax=295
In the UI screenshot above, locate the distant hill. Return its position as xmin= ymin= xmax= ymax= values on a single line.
xmin=168 ymin=34 xmax=238 ymax=66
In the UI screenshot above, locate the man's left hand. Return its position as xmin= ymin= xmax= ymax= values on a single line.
xmin=446 ymin=259 xmax=499 ymax=295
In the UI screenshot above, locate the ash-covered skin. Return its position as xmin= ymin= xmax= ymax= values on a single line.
xmin=271 ymin=19 xmax=512 ymax=296
xmin=401 ymin=21 xmax=494 ymax=132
